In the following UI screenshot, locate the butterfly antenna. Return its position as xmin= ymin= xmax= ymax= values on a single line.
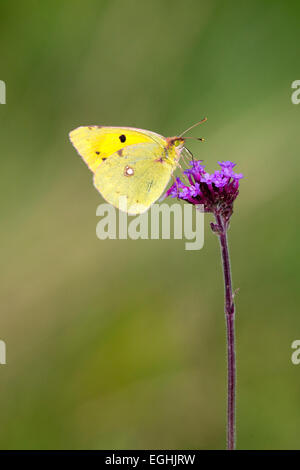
xmin=183 ymin=136 xmax=205 ymax=142
xmin=179 ymin=117 xmax=207 ymax=137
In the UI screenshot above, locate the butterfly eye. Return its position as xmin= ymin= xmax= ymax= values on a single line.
xmin=119 ymin=134 xmax=126 ymax=143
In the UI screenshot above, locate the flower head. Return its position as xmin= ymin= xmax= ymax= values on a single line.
xmin=166 ymin=160 xmax=243 ymax=224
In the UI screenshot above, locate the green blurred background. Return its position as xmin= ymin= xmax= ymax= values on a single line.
xmin=0 ymin=0 xmax=300 ymax=450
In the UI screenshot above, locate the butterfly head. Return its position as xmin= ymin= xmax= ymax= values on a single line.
xmin=166 ymin=136 xmax=185 ymax=149
xmin=166 ymin=132 xmax=205 ymax=150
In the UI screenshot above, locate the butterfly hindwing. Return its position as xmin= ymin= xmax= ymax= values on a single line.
xmin=94 ymin=142 xmax=175 ymax=214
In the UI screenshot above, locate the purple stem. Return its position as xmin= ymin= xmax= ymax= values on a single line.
xmin=214 ymin=212 xmax=236 ymax=450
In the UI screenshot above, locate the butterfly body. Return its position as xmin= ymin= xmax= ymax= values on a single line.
xmin=69 ymin=126 xmax=186 ymax=214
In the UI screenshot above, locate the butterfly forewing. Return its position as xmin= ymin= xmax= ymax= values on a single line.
xmin=69 ymin=126 xmax=166 ymax=173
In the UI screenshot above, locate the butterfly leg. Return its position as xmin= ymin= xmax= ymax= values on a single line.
xmin=175 ymin=161 xmax=191 ymax=187
xmin=171 ymin=173 xmax=180 ymax=197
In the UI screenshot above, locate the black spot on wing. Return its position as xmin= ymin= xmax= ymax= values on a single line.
xmin=119 ymin=134 xmax=126 ymax=143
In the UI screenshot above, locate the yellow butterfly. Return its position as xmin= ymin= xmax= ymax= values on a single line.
xmin=69 ymin=121 xmax=206 ymax=215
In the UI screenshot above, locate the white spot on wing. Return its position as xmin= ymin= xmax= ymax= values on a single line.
xmin=124 ymin=165 xmax=134 ymax=176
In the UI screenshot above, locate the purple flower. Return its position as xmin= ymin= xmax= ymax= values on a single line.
xmin=189 ymin=183 xmax=201 ymax=197
xmin=166 ymin=160 xmax=243 ymax=224
xmin=218 ymin=160 xmax=236 ymax=169
xmin=200 ymin=172 xmax=214 ymax=184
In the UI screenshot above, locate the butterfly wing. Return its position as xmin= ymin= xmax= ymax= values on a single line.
xmin=69 ymin=126 xmax=166 ymax=173
xmin=94 ymin=142 xmax=176 ymax=214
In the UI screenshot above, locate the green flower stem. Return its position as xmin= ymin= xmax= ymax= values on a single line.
xmin=214 ymin=212 xmax=236 ymax=450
